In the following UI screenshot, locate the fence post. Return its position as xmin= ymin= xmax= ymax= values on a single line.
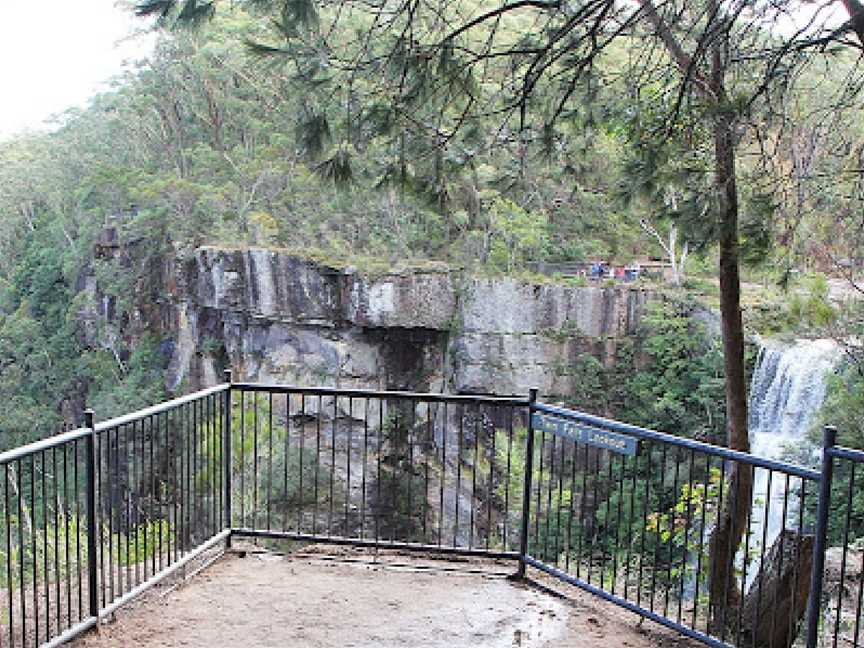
xmin=84 ymin=409 xmax=99 ymax=620
xmin=223 ymin=370 xmax=233 ymax=548
xmin=805 ymin=425 xmax=837 ymax=648
xmin=517 ymin=388 xmax=538 ymax=579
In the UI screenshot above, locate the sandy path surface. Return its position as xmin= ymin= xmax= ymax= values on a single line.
xmin=72 ymin=546 xmax=696 ymax=647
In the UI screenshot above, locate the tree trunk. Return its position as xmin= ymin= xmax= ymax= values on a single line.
xmin=739 ymin=530 xmax=813 ymax=648
xmin=708 ymin=108 xmax=754 ymax=629
xmin=715 ymin=118 xmax=749 ymax=455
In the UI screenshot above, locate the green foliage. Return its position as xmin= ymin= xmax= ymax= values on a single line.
xmin=786 ymin=275 xmax=837 ymax=330
xmin=557 ymin=299 xmax=725 ymax=443
xmin=85 ymin=337 xmax=168 ymax=419
xmin=564 ymin=275 xmax=589 ymax=288
xmin=494 ymin=427 xmax=526 ymax=551
xmin=744 ymin=273 xmax=839 ymax=338
xmin=815 ymin=332 xmax=864 ymax=545
xmin=0 ymin=505 xmax=78 ymax=585
xmin=496 ymin=426 xmax=719 ymax=593
xmin=620 ymin=300 xmax=726 ymax=443
xmin=492 ymin=425 xmax=575 ymax=558
xmin=0 ymin=218 xmax=168 ymax=448
xmin=0 ymin=510 xmax=171 ymax=600
xmin=230 ymin=395 xmax=331 ymax=527
xmin=570 ymin=354 xmax=606 ymax=409
xmin=107 ymin=519 xmax=174 ymax=567
xmin=738 ymin=192 xmax=776 ymax=267
xmin=487 ymin=199 xmax=549 ymax=273
xmin=647 ymin=468 xmax=721 ymax=586
xmin=1 ymin=7 xmax=674 ymax=295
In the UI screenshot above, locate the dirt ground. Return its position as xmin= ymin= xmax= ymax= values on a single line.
xmin=72 ymin=544 xmax=699 ymax=648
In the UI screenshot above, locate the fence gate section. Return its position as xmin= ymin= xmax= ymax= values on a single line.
xmin=819 ymin=440 xmax=864 ymax=648
xmin=226 ymin=384 xmax=530 ymax=559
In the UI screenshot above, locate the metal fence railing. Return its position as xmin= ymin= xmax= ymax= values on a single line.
xmin=0 ymin=376 xmax=862 ymax=648
xmin=814 ymin=435 xmax=864 ymax=648
xmin=0 ymin=385 xmax=229 ymax=648
xmin=0 ymin=428 xmax=91 ymax=648
xmin=91 ymin=385 xmax=229 ymax=619
xmin=522 ymin=399 xmax=822 ymax=648
xmin=226 ymin=382 xmax=528 ymax=559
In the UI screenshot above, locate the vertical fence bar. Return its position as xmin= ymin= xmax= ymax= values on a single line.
xmin=4 ymin=464 xmax=12 ymax=648
xmin=84 ymin=409 xmax=99 ymax=621
xmin=805 ymin=425 xmax=837 ymax=648
xmin=223 ymin=371 xmax=233 ymax=547
xmin=517 ymin=389 xmax=537 ymax=578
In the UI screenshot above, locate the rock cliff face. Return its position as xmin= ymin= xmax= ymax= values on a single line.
xmin=158 ymin=247 xmax=651 ymax=399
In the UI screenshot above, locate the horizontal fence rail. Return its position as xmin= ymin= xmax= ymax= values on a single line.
xmin=0 ymin=427 xmax=92 ymax=648
xmin=91 ymin=386 xmax=228 ymax=616
xmin=0 ymin=379 xmax=859 ymax=648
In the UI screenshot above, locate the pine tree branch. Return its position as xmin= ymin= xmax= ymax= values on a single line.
xmin=841 ymin=0 xmax=864 ymax=46
xmin=637 ymin=0 xmax=692 ymax=71
xmin=444 ymin=1 xmax=562 ymax=43
xmin=637 ymin=0 xmax=714 ymax=98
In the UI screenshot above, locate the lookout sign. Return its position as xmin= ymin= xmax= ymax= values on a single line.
xmin=531 ymin=413 xmax=639 ymax=456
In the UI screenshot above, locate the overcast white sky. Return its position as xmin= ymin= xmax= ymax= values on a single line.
xmin=0 ymin=1 xmax=848 ymax=142
xmin=0 ymin=1 xmax=155 ymax=140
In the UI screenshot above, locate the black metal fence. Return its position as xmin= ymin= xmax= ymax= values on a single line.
xmin=0 ymin=385 xmax=229 ymax=648
xmin=523 ymin=400 xmax=823 ymax=648
xmin=91 ymin=385 xmax=229 ymax=618
xmin=0 ymin=376 xmax=861 ymax=648
xmin=816 ymin=436 xmax=864 ymax=648
xmin=227 ymin=383 xmax=528 ymax=558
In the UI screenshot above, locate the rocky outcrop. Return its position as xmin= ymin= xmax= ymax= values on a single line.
xmin=76 ymin=245 xmax=651 ymax=399
xmin=140 ymin=247 xmax=653 ymax=400
xmin=453 ymin=279 xmax=647 ymax=395
xmin=193 ymin=247 xmax=342 ymax=324
xmin=346 ymin=266 xmax=456 ymax=329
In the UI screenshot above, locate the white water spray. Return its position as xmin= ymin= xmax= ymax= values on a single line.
xmin=746 ymin=338 xmax=839 ymax=572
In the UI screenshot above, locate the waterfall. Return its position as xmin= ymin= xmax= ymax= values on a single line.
xmin=745 ymin=338 xmax=839 ymax=580
xmin=749 ymin=338 xmax=840 ymax=457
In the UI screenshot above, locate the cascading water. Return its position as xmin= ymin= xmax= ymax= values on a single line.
xmin=749 ymin=339 xmax=840 ymax=458
xmin=745 ymin=338 xmax=840 ymax=577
